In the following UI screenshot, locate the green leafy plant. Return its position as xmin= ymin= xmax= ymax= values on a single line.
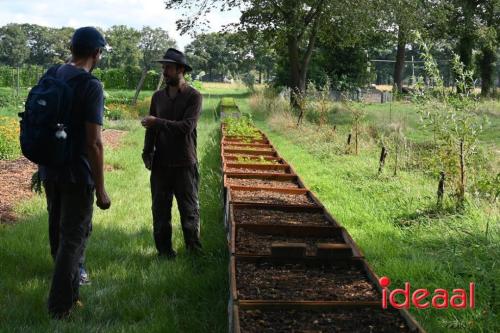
xmin=413 ymin=31 xmax=488 ymax=207
xmin=235 ymin=155 xmax=275 ymax=165
xmin=222 ymin=114 xmax=261 ymax=138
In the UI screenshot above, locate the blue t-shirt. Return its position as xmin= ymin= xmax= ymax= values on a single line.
xmin=39 ymin=64 xmax=104 ymax=185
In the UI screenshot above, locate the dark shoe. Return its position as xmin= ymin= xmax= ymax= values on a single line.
xmin=50 ymin=310 xmax=71 ymax=320
xmin=79 ymin=265 xmax=91 ymax=286
xmin=186 ymin=243 xmax=203 ymax=255
xmin=49 ymin=299 xmax=83 ymax=320
xmin=158 ymin=249 xmax=177 ymax=260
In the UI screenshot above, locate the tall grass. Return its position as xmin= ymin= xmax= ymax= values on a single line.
xmin=245 ymin=92 xmax=499 ymax=333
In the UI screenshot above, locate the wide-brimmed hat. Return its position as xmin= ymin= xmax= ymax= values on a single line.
xmin=156 ymin=48 xmax=192 ymax=72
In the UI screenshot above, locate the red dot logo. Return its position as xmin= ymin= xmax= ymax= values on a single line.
xmin=379 ymin=276 xmax=391 ymax=288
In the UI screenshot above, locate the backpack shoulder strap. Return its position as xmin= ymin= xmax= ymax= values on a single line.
xmin=45 ymin=64 xmax=62 ymax=78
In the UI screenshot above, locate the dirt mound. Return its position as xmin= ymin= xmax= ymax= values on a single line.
xmin=0 ymin=157 xmax=37 ymax=224
xmin=102 ymin=129 xmax=126 ymax=149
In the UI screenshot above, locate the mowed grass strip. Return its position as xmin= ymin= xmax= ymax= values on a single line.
xmin=252 ymin=115 xmax=499 ymax=333
xmin=0 ymin=93 xmax=230 ymax=332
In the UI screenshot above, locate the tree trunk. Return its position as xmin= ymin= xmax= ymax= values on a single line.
xmin=156 ymin=73 xmax=164 ymax=91
xmin=457 ymin=34 xmax=474 ymax=93
xmin=132 ymin=67 xmax=148 ymax=105
xmin=288 ymin=35 xmax=302 ymax=109
xmin=393 ymin=28 xmax=406 ymax=93
xmin=258 ymin=69 xmax=262 ymax=84
xmin=479 ymin=46 xmax=496 ymax=96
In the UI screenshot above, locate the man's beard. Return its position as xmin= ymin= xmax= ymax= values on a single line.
xmin=165 ymin=75 xmax=180 ymax=86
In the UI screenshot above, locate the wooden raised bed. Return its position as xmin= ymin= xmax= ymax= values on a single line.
xmin=223 ymin=148 xmax=278 ymax=157
xmin=228 ymin=186 xmax=319 ymax=206
xmin=223 ymin=155 xmax=284 ymax=163
xmin=223 ymin=146 xmax=276 ymax=152
xmin=231 ymin=303 xmax=425 ymax=333
xmin=231 ymin=256 xmax=381 ymax=303
xmin=222 ymin=141 xmax=274 ymax=149
xmin=224 ymin=202 xmax=336 ymax=238
xmin=224 ymin=163 xmax=294 ymax=175
xmin=228 ymin=203 xmax=337 ymax=227
xmin=231 ymin=224 xmax=363 ymax=258
xmin=224 ymin=173 xmax=302 ymax=189
xmin=223 ymin=137 xmax=269 ymax=145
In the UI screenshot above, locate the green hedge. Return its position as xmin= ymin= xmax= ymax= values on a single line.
xmin=0 ymin=65 xmax=160 ymax=90
xmin=0 ymin=65 xmax=46 ymax=88
xmin=93 ymin=66 xmax=160 ymax=90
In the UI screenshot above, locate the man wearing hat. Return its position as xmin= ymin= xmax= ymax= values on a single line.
xmin=39 ymin=26 xmax=111 ymax=319
xmin=141 ymin=48 xmax=202 ymax=258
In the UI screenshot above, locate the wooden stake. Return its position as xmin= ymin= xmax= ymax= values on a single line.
xmin=378 ymin=146 xmax=388 ymax=174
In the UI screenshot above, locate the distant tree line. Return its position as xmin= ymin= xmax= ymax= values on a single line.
xmin=166 ymin=0 xmax=499 ymax=98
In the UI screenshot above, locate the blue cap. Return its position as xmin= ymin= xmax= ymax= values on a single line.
xmin=71 ymin=27 xmax=106 ymax=49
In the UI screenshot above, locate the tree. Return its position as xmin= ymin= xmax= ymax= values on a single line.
xmin=378 ymin=0 xmax=445 ymax=93
xmin=414 ymin=32 xmax=487 ymax=206
xmin=475 ymin=1 xmax=499 ymax=96
xmin=21 ymin=24 xmax=54 ymax=66
xmin=48 ymin=27 xmax=74 ymax=64
xmin=237 ymin=29 xmax=277 ymax=83
xmin=164 ymin=0 xmax=375 ymax=108
xmin=132 ymin=26 xmax=176 ymax=104
xmin=446 ymin=0 xmax=500 ymax=95
xmin=184 ymin=33 xmax=232 ymax=81
xmin=103 ymin=25 xmax=141 ymax=69
xmin=0 ymin=23 xmax=30 ymax=67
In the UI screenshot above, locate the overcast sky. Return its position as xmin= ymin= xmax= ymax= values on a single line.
xmin=0 ymin=0 xmax=241 ymax=50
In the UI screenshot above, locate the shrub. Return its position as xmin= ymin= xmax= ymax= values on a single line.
xmin=0 ymin=116 xmax=20 ymax=160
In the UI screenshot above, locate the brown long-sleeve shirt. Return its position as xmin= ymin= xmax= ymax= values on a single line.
xmin=143 ymin=84 xmax=202 ymax=167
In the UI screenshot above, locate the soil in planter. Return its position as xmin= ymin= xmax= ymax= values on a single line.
xmin=224 ymin=145 xmax=274 ymax=151
xmin=227 ymin=177 xmax=300 ymax=188
xmin=231 ymin=190 xmax=313 ymax=205
xmin=236 ymin=261 xmax=379 ymax=301
xmin=226 ymin=167 xmax=288 ymax=175
xmin=229 ymin=158 xmax=282 ymax=165
xmin=234 ymin=208 xmax=331 ymax=226
xmin=236 ymin=228 xmax=344 ymax=256
xmin=238 ymin=307 xmax=411 ymax=333
xmin=223 ymin=138 xmax=266 ymax=144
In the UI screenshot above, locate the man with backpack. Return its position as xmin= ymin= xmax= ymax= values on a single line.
xmin=141 ymin=48 xmax=202 ymax=259
xmin=20 ymin=26 xmax=111 ymax=319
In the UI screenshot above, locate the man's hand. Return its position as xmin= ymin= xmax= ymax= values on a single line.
xmin=141 ymin=116 xmax=158 ymax=129
xmin=96 ymin=189 xmax=111 ymax=210
xmin=142 ymin=152 xmax=153 ymax=170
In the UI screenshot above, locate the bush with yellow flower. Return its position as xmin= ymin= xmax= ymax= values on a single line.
xmin=0 ymin=116 xmax=20 ymax=160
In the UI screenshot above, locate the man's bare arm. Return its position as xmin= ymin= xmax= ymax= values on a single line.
xmin=85 ymin=122 xmax=111 ymax=210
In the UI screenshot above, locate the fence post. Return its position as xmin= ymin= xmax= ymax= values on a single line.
xmin=437 ymin=171 xmax=445 ymax=207
xmin=378 ymin=146 xmax=388 ymax=174
xmin=16 ymin=66 xmax=20 ymax=98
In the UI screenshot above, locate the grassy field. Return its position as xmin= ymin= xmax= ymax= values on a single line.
xmin=0 ymin=84 xmax=249 ymax=332
xmin=0 ymin=83 xmax=497 ymax=332
xmin=245 ymin=95 xmax=499 ymax=332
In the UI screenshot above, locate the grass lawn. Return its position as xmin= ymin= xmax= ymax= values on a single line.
xmin=0 ymin=87 xmax=237 ymax=332
xmin=247 ymin=102 xmax=499 ymax=333
xmin=0 ymin=83 xmax=497 ymax=332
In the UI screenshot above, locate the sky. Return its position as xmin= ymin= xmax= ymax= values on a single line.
xmin=0 ymin=0 xmax=242 ymax=50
